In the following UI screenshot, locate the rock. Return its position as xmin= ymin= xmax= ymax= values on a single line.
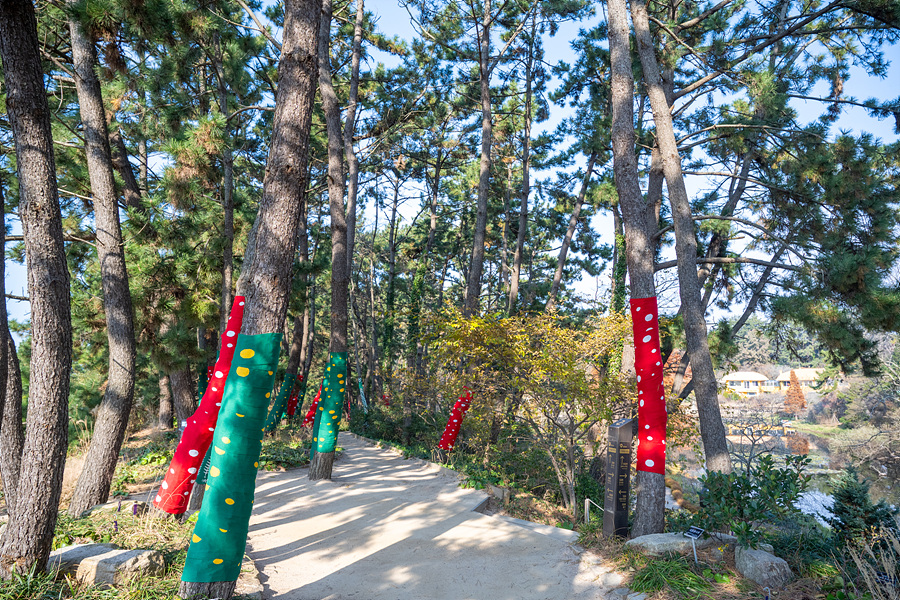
xmin=624 ymin=533 xmax=721 ymax=556
xmin=735 ymin=545 xmax=793 ymax=589
xmin=626 ymin=594 xmax=649 ymax=600
xmin=48 ymin=543 xmax=165 ymax=586
xmin=610 ymin=588 xmax=631 ymax=598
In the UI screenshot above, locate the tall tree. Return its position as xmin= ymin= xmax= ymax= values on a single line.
xmin=67 ymin=1 xmax=139 ymax=516
xmin=0 ymin=0 xmax=73 ymax=575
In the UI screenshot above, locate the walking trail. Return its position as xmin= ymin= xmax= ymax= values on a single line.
xmin=246 ymin=432 xmax=625 ymax=600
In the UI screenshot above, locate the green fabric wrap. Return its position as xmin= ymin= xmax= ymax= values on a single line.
xmin=181 ymin=332 xmax=282 ymax=584
xmin=263 ymin=374 xmax=295 ymax=433
xmin=196 ymin=447 xmax=212 ymax=485
xmin=313 ymin=352 xmax=348 ymax=453
xmin=293 ymin=377 xmax=307 ymax=421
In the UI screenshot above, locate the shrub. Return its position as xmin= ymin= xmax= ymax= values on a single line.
xmin=831 ymin=467 xmax=899 ymax=548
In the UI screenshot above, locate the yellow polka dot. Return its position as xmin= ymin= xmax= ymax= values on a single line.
xmin=215 ymin=446 xmax=225 ymax=455
xmin=329 ymin=410 xmax=335 ymax=414
xmin=332 ymin=416 xmax=338 ymax=420
xmin=192 ymin=534 xmax=202 ymax=543
xmin=314 ymin=437 xmax=318 ymax=442
xmin=319 ymin=407 xmax=323 ymax=411
xmin=213 ymin=558 xmax=224 ymax=565
xmin=254 ymin=462 xmax=259 ymax=468
xmin=225 ymin=498 xmax=235 ymax=505
xmin=210 ymin=466 xmax=220 ymax=477
xmin=222 ymin=436 xmax=231 ymax=444
xmin=265 ymin=392 xmax=271 ymax=398
xmin=268 ymin=371 xmax=273 ymax=375
xmin=236 ymin=413 xmax=245 ymax=417
xmin=240 ymin=349 xmax=255 ymax=359
xmin=205 ymin=484 xmax=210 ymax=491
xmin=327 ymin=367 xmax=331 ymax=371
xmin=340 ymin=388 xmax=345 ymax=392
xmin=236 ymin=367 xmax=250 ymax=377
xmin=219 ymin=528 xmax=228 ymax=533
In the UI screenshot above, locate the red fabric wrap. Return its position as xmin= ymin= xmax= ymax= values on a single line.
xmin=286 ymin=376 xmax=302 ymax=417
xmin=437 ymin=389 xmax=472 ymax=451
xmin=302 ymin=385 xmax=322 ymax=427
xmin=630 ymin=297 xmax=666 ymax=475
xmin=153 ymin=296 xmax=246 ymax=514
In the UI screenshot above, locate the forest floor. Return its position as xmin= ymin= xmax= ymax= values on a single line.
xmin=244 ymin=432 xmax=627 ymax=600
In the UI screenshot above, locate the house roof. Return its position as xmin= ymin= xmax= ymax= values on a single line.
xmin=720 ymin=371 xmax=768 ymax=382
xmin=776 ymin=368 xmax=825 ymax=382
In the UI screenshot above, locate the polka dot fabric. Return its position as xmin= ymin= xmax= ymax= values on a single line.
xmin=181 ymin=332 xmax=282 ymax=584
xmin=630 ymin=296 xmax=666 ymax=475
xmin=313 ymin=352 xmax=348 ymax=454
xmin=154 ymin=296 xmax=246 ymax=514
xmin=286 ymin=374 xmax=304 ymax=417
xmin=437 ymin=389 xmax=472 ymax=451
xmin=263 ymin=373 xmax=296 ymax=433
xmin=301 ymin=384 xmax=322 ymax=427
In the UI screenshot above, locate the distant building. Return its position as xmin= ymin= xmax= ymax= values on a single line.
xmin=719 ymin=371 xmax=776 ymax=397
xmin=775 ymin=368 xmax=826 ymax=392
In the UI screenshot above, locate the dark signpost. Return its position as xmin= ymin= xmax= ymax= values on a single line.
xmin=603 ymin=418 xmax=633 ymax=537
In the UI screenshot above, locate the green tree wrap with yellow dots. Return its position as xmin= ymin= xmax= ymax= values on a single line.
xmin=313 ymin=352 xmax=348 ymax=453
xmin=181 ymin=332 xmax=282 ymax=583
xmin=263 ymin=374 xmax=295 ymax=433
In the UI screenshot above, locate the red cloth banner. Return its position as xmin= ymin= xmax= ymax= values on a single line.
xmin=153 ymin=296 xmax=246 ymax=514
xmin=437 ymin=389 xmax=472 ymax=451
xmin=301 ymin=385 xmax=322 ymax=427
xmin=630 ymin=296 xmax=666 ymax=475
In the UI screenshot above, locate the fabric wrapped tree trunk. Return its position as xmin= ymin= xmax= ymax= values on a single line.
xmin=181 ymin=332 xmax=281 ymax=583
xmin=631 ymin=297 xmax=666 ymax=474
xmin=154 ymin=297 xmax=245 ymax=514
xmin=263 ymin=374 xmax=295 ymax=433
xmin=437 ymin=389 xmax=472 ymax=451
xmin=312 ymin=353 xmax=348 ymax=453
xmin=301 ymin=384 xmax=322 ymax=427
xmin=286 ymin=374 xmax=304 ymax=417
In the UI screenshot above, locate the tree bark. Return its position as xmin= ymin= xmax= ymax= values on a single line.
xmin=630 ymin=0 xmax=731 ymax=475
xmin=0 ymin=185 xmax=11 ymax=514
xmin=0 ymin=329 xmax=23 ymax=518
xmin=309 ymin=0 xmax=348 ymax=481
xmin=0 ymin=0 xmax=73 ymax=575
xmin=607 ymin=0 xmax=665 ymax=537
xmin=343 ymin=0 xmax=364 ymax=276
xmin=170 ymin=366 xmax=196 ymax=431
xmin=109 ymin=130 xmax=144 ymax=212
xmin=158 ymin=372 xmax=174 ymax=430
xmin=180 ymin=0 xmax=320 ymax=597
xmin=214 ymin=33 xmax=235 ymax=343
xmin=67 ymin=5 xmax=138 ymax=517
xmin=547 ymin=152 xmax=597 ymax=309
xmin=464 ymin=0 xmax=493 ymax=317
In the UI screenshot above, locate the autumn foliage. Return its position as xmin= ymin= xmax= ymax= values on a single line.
xmin=784 ymin=370 xmax=807 ymax=415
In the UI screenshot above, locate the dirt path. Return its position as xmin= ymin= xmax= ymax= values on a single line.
xmin=246 ymin=433 xmax=624 ymax=600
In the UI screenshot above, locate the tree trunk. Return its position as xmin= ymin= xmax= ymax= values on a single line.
xmin=214 ymin=33 xmax=235 ymax=342
xmin=67 ymin=5 xmax=138 ymax=518
xmin=464 ymin=0 xmax=493 ymax=317
xmin=0 ymin=0 xmax=73 ymax=575
xmin=158 ymin=372 xmax=174 ymax=430
xmin=343 ymin=0 xmax=364 ymax=276
xmin=630 ymin=0 xmax=731 ymax=475
xmin=0 ymin=328 xmax=23 ymax=517
xmin=507 ymin=15 xmax=535 ymax=316
xmin=547 ymin=153 xmax=597 ymax=309
xmin=309 ymin=0 xmax=348 ymax=481
xmin=170 ymin=366 xmax=196 ymax=431
xmin=607 ymin=0 xmax=665 ymax=537
xmin=109 ymin=129 xmax=144 ymax=212
xmin=180 ymin=0 xmax=320 ymax=597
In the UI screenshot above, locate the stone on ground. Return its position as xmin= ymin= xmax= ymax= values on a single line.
xmin=624 ymin=532 xmax=725 ymax=556
xmin=735 ymin=545 xmax=793 ymax=589
xmin=48 ymin=543 xmax=164 ymax=586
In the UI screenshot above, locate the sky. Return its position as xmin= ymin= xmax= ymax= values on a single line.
xmin=4 ymin=0 xmax=899 ymax=331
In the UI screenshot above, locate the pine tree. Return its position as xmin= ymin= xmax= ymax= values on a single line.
xmin=830 ymin=467 xmax=899 ymax=547
xmin=784 ymin=370 xmax=807 ymax=416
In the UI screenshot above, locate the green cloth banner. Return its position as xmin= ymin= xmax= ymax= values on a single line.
xmin=263 ymin=373 xmax=296 ymax=433
xmin=313 ymin=352 xmax=348 ymax=453
xmin=181 ymin=332 xmax=282 ymax=583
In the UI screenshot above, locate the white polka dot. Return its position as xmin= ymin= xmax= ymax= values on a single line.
xmin=652 ymin=348 xmax=657 ymax=353
xmin=663 ymin=440 xmax=666 ymax=445
xmin=227 ymin=343 xmax=233 ymax=348
xmin=637 ymin=375 xmax=641 ymax=382
xmin=189 ymin=449 xmax=199 ymax=457
xmin=648 ymin=436 xmax=653 ymax=441
xmin=184 ymin=491 xmax=190 ymax=495
xmin=656 ymin=362 xmax=661 ymax=366
xmin=226 ymin=330 xmax=235 ymax=337
xmin=645 ymin=424 xmax=650 ymax=429
xmin=643 ymin=335 xmax=652 ymax=343
xmin=639 ymin=400 xmax=644 ymax=407
xmin=636 ymin=306 xmax=641 ymax=311
xmin=216 ymin=402 xmax=221 ymax=406
xmin=188 ymin=468 xmax=197 ymax=474
xmin=170 ymin=468 xmax=175 ymax=474
xmin=645 ymin=314 xmax=653 ymax=321
xmin=239 ymin=301 xmax=245 ymax=306
xmin=190 ymin=480 xmax=195 ymax=484
xmin=156 ymin=495 xmax=162 ymax=502
xmin=215 ymin=371 xmax=223 ymax=378
xmin=162 ymin=481 xmax=169 ymax=489
xmin=209 ymin=427 xmax=214 ymax=431
xmin=645 ymin=459 xmax=655 ymax=467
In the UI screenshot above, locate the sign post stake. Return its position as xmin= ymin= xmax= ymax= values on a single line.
xmin=603 ymin=418 xmax=633 ymax=538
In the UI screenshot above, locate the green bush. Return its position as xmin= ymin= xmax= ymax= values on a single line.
xmin=830 ymin=467 xmax=899 ymax=548
xmin=693 ymin=453 xmax=811 ymax=546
